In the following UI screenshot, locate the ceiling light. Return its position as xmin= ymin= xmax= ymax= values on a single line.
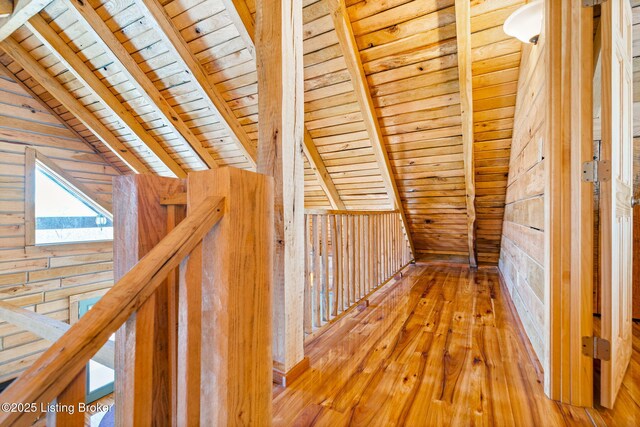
xmin=503 ymin=0 xmax=543 ymax=45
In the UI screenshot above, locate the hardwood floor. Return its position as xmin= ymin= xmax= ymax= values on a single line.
xmin=272 ymin=264 xmax=640 ymax=426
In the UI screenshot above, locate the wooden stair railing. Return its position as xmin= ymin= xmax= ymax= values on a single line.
xmin=303 ymin=210 xmax=413 ymax=335
xmin=0 ymin=301 xmax=114 ymax=369
xmin=0 ymin=167 xmax=274 ymax=427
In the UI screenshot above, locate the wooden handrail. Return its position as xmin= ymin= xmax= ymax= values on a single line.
xmin=304 ymin=209 xmax=399 ymax=216
xmin=0 ymin=301 xmax=114 ymax=369
xmin=0 ymin=196 xmax=225 ymax=426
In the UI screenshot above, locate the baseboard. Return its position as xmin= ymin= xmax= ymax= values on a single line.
xmin=273 ymin=356 xmax=310 ymax=387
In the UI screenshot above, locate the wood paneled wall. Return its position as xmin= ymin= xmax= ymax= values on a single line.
xmin=0 ymin=71 xmax=117 ymax=382
xmin=498 ymin=31 xmax=546 ymax=359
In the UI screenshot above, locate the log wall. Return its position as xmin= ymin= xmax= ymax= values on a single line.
xmin=497 ymin=30 xmax=546 ymax=360
xmin=0 ymin=71 xmax=118 ymax=382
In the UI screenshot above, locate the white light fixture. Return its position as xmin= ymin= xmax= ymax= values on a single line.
xmin=503 ymin=0 xmax=543 ymax=45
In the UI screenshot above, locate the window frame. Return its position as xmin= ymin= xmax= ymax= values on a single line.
xmin=24 ymin=147 xmax=113 ymax=247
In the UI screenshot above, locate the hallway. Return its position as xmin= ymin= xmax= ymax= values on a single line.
xmin=272 ymin=264 xmax=640 ymax=426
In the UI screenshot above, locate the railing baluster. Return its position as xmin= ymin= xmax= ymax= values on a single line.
xmin=368 ymin=215 xmax=373 ymax=293
xmin=177 ymin=243 xmax=203 ymax=425
xmin=304 ymin=215 xmax=313 ymax=334
xmin=313 ymin=215 xmax=321 ymax=328
xmin=45 ymin=366 xmax=86 ymax=427
xmin=321 ymin=215 xmax=329 ymax=324
xmin=341 ymin=214 xmax=348 ymax=311
xmin=360 ymin=215 xmax=365 ymax=298
xmin=331 ymin=215 xmax=339 ymax=318
xmin=348 ymin=215 xmax=355 ymax=306
xmin=300 ymin=210 xmax=412 ymax=339
xmin=165 ymin=202 xmax=184 ymax=427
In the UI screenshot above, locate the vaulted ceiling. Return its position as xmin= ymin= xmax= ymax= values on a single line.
xmin=0 ymin=0 xmax=524 ymax=264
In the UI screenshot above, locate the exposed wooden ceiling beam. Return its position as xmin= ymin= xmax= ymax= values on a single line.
xmin=0 ymin=36 xmax=150 ymax=174
xmin=26 ymin=15 xmax=188 ymax=178
xmin=326 ymin=0 xmax=415 ymax=256
xmin=0 ymin=61 xmax=117 ymax=170
xmin=304 ymin=129 xmax=346 ymax=209
xmin=220 ymin=0 xmax=255 ymax=59
xmin=222 ymin=0 xmax=346 ymax=209
xmin=66 ymin=0 xmax=218 ymax=171
xmin=0 ymin=0 xmax=50 ymax=41
xmin=455 ymin=0 xmax=478 ymax=267
xmin=136 ymin=0 xmax=258 ymax=168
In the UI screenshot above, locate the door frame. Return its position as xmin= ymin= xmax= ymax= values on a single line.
xmin=544 ymin=0 xmax=595 ymax=407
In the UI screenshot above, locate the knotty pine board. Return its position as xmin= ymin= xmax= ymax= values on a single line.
xmin=498 ymin=30 xmax=546 ymax=361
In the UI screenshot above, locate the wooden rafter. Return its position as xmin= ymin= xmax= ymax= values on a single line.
xmin=222 ymin=0 xmax=346 ymax=209
xmin=454 ymin=0 xmax=478 ymax=267
xmin=0 ymin=37 xmax=150 ymax=174
xmin=0 ymin=0 xmax=50 ymax=41
xmin=304 ymin=129 xmax=346 ymax=209
xmin=26 ymin=15 xmax=188 ymax=178
xmin=136 ymin=0 xmax=258 ymax=168
xmin=326 ymin=0 xmax=415 ymax=256
xmin=66 ymin=0 xmax=218 ymax=171
xmin=220 ymin=0 xmax=255 ymax=59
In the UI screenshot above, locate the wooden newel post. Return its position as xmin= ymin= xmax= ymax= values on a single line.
xmin=187 ymin=167 xmax=274 ymax=425
xmin=113 ymin=175 xmax=186 ymax=426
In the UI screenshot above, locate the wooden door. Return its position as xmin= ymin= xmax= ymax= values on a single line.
xmin=600 ymin=0 xmax=634 ymax=409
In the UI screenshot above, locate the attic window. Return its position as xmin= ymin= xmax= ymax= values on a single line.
xmin=26 ymin=148 xmax=113 ymax=246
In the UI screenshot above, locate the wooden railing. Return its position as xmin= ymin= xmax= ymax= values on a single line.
xmin=0 ymin=301 xmax=115 ymax=369
xmin=0 ymin=168 xmax=273 ymax=426
xmin=303 ymin=210 xmax=413 ymax=334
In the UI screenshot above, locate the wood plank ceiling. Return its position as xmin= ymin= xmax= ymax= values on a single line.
xmin=0 ymin=0 xmax=525 ymax=265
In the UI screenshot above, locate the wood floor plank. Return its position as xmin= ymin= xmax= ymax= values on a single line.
xmin=273 ymin=264 xmax=640 ymax=426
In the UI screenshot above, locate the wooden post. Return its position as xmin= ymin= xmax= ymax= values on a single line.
xmin=256 ymin=0 xmax=307 ymax=381
xmin=187 ymin=167 xmax=273 ymax=425
xmin=113 ymin=175 xmax=185 ymax=425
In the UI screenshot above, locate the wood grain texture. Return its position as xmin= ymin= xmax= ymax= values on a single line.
xmin=112 ymin=174 xmax=185 ymax=425
xmin=327 ymin=0 xmax=415 ymax=256
xmin=0 ymin=0 xmax=50 ymax=42
xmin=303 ymin=210 xmax=411 ymax=336
xmin=255 ymin=0 xmax=306 ymax=372
xmin=0 ymin=194 xmax=225 ymax=425
xmin=219 ymin=0 xmax=346 ymax=209
xmin=635 ymin=205 xmax=640 ymax=319
xmin=273 ymin=264 xmax=640 ymax=426
xmin=63 ymin=0 xmax=217 ymax=172
xmin=45 ymin=366 xmax=85 ymax=427
xmin=499 ymin=18 xmax=546 ymax=368
xmin=0 ymin=300 xmax=114 ymax=369
xmin=25 ymin=14 xmax=188 ymax=178
xmin=0 ymin=67 xmax=118 ymax=382
xmin=538 ymin=0 xmax=595 ymax=405
xmin=137 ymin=0 xmax=258 ymax=167
xmin=454 ymin=0 xmax=477 ymax=268
xmin=0 ymin=36 xmax=149 ymax=174
xmin=187 ymin=167 xmax=273 ymax=425
xmin=599 ymin=0 xmax=634 ymax=408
